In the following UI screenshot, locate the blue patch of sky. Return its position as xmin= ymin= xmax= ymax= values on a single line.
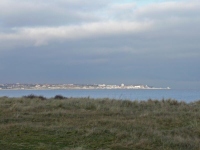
xmin=118 ymin=0 xmax=186 ymax=6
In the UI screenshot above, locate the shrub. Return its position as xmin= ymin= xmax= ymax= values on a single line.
xmin=23 ymin=94 xmax=46 ymax=100
xmin=54 ymin=95 xmax=68 ymax=100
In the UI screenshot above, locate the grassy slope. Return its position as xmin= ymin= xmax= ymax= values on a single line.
xmin=0 ymin=97 xmax=200 ymax=150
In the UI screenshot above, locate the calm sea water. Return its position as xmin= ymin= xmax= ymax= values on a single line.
xmin=0 ymin=89 xmax=200 ymax=103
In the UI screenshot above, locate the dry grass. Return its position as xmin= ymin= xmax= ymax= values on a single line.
xmin=0 ymin=96 xmax=200 ymax=150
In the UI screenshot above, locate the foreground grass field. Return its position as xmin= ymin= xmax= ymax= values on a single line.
xmin=0 ymin=96 xmax=200 ymax=150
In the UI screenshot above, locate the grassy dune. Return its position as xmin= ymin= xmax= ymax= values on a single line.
xmin=0 ymin=96 xmax=200 ymax=150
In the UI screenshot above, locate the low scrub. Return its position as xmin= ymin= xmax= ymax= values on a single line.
xmin=23 ymin=94 xmax=47 ymax=100
xmin=54 ymin=95 xmax=68 ymax=100
xmin=0 ymin=96 xmax=200 ymax=150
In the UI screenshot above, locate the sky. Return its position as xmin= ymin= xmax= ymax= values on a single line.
xmin=0 ymin=0 xmax=200 ymax=89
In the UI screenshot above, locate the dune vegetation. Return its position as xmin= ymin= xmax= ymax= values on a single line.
xmin=0 ymin=95 xmax=200 ymax=150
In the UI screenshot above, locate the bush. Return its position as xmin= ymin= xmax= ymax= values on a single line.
xmin=54 ymin=95 xmax=68 ymax=100
xmin=23 ymin=94 xmax=46 ymax=100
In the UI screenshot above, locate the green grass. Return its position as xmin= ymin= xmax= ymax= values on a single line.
xmin=0 ymin=96 xmax=200 ymax=150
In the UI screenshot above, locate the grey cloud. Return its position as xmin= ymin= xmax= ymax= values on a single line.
xmin=0 ymin=21 xmax=153 ymax=49
xmin=1 ymin=0 xmax=199 ymax=50
xmin=0 ymin=0 xmax=200 ymax=89
xmin=0 ymin=0 xmax=108 ymax=28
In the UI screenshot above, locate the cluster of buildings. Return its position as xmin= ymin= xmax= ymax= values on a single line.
xmin=0 ymin=83 xmax=170 ymax=90
xmin=95 ymin=84 xmax=152 ymax=89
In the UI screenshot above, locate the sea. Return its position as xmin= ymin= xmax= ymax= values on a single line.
xmin=0 ymin=89 xmax=200 ymax=103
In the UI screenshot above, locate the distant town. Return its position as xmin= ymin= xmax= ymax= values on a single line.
xmin=0 ymin=83 xmax=170 ymax=90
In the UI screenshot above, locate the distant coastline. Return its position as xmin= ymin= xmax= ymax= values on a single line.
xmin=0 ymin=83 xmax=170 ymax=90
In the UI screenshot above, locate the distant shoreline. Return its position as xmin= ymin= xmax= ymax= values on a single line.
xmin=0 ymin=83 xmax=170 ymax=90
xmin=0 ymin=88 xmax=171 ymax=90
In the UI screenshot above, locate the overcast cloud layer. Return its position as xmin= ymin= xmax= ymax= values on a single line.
xmin=0 ymin=0 xmax=200 ymax=89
